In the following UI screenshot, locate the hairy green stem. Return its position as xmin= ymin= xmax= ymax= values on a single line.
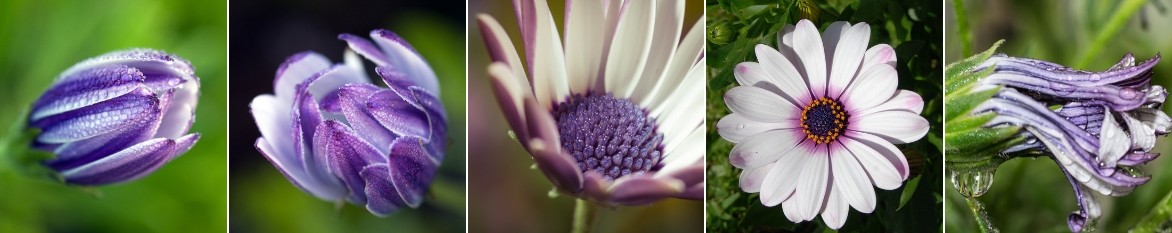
xmin=951 ymin=0 xmax=973 ymax=56
xmin=1075 ymin=0 xmax=1148 ymax=68
xmin=571 ymin=199 xmax=596 ymax=233
xmin=966 ymin=197 xmax=997 ymax=233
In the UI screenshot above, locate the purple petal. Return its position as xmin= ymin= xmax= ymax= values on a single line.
xmin=32 ymin=87 xmax=161 ymax=144
xmin=30 ymin=65 xmax=145 ymax=121
xmin=359 ymin=164 xmax=406 ymax=216
xmin=339 ymin=33 xmax=390 ymax=67
xmin=59 ymin=137 xmax=177 ymax=185
xmin=608 ymin=175 xmax=685 ymax=205
xmin=366 ymin=89 xmax=429 ymax=142
xmin=59 ymin=49 xmax=195 ymax=85
xmin=385 ymin=136 xmax=437 ymax=208
xmin=524 ymin=96 xmax=583 ymax=193
xmin=333 ymin=84 xmax=398 ymax=153
xmin=369 ymin=29 xmax=440 ymax=94
xmin=315 ymin=120 xmax=385 ymax=204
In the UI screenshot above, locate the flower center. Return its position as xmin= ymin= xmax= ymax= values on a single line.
xmin=552 ymin=93 xmax=664 ymax=181
xmin=801 ymin=97 xmax=849 ymax=144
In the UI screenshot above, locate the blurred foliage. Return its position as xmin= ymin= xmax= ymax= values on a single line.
xmin=705 ymin=0 xmax=944 ymax=232
xmin=0 ymin=0 xmax=227 ymax=232
xmin=945 ymin=0 xmax=1172 ymax=232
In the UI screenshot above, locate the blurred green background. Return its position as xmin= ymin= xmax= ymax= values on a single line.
xmin=705 ymin=0 xmax=944 ymax=232
xmin=0 ymin=0 xmax=227 ymax=232
xmin=228 ymin=1 xmax=465 ymax=233
xmin=946 ymin=0 xmax=1172 ymax=232
xmin=467 ymin=1 xmax=705 ymax=232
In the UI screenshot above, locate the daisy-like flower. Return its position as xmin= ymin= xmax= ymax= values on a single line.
xmin=250 ymin=29 xmax=447 ymax=216
xmin=477 ymin=0 xmax=705 ymax=205
xmin=717 ymin=19 xmax=929 ymax=229
xmin=28 ymin=49 xmax=201 ymax=186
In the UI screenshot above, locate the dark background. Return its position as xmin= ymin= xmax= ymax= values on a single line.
xmin=229 ymin=0 xmax=466 ymax=232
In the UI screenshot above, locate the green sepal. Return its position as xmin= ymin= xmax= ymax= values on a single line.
xmin=0 ymin=108 xmax=62 ymax=183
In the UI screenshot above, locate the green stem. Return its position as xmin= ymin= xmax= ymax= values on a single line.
xmin=571 ymin=199 xmax=596 ymax=233
xmin=1132 ymin=189 xmax=1172 ymax=231
xmin=1075 ymin=0 xmax=1148 ymax=68
xmin=951 ymin=0 xmax=973 ymax=56
xmin=966 ymin=197 xmax=997 ymax=233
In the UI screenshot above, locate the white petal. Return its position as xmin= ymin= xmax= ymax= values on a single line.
xmin=1098 ymin=110 xmax=1129 ymax=167
xmin=820 ymin=185 xmax=849 ymax=229
xmin=739 ymin=162 xmax=774 ymax=193
xmin=782 ymin=197 xmax=802 ymax=222
xmin=841 ymin=63 xmax=898 ymax=113
xmin=723 ymin=86 xmax=798 ymax=123
xmin=652 ymin=57 xmax=704 ymax=117
xmin=1135 ymin=107 xmax=1172 ymax=134
xmin=275 ymin=53 xmax=331 ymax=100
xmin=791 ymin=19 xmax=828 ymax=97
xmin=851 ymin=110 xmax=929 ymax=144
xmin=370 ymin=31 xmax=440 ymax=94
xmin=564 ymin=0 xmax=605 ymax=94
xmin=604 ymin=0 xmax=656 ymax=98
xmin=250 ymin=95 xmax=294 ymax=161
xmin=754 ymin=44 xmax=814 ymax=105
xmin=776 ymin=25 xmax=806 ymax=80
xmin=1122 ymin=112 xmax=1155 ymax=151
xmin=831 ymin=140 xmax=877 ymax=212
xmin=524 ymin=0 xmax=571 ymax=108
xmin=844 ymin=132 xmax=910 ymax=188
xmin=760 ymin=142 xmax=809 ymax=206
xmin=827 ymin=23 xmax=871 ymax=99
xmin=856 ymin=90 xmax=925 ymax=117
xmin=630 ymin=0 xmax=684 ymax=104
xmin=728 ymin=129 xmax=803 ymax=169
xmin=660 ymin=126 xmax=704 ymax=175
xmin=642 ymin=17 xmax=705 ymax=108
xmin=655 ymin=59 xmax=704 ymax=150
xmin=793 ymin=145 xmax=829 ymax=221
xmin=860 ymin=44 xmax=897 ymax=76
xmin=716 ymin=113 xmax=794 ymax=143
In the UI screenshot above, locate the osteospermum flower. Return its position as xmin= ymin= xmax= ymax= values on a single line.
xmin=28 ymin=49 xmax=201 ymax=186
xmin=477 ymin=0 xmax=705 ymax=205
xmin=969 ymin=53 xmax=1167 ymax=232
xmin=717 ymin=19 xmax=929 ymax=228
xmin=250 ymin=29 xmax=447 ymax=216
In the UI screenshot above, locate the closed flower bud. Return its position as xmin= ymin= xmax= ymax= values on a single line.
xmin=28 ymin=49 xmax=201 ymax=186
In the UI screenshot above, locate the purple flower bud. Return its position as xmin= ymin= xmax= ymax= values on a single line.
xmin=27 ymin=49 xmax=201 ymax=186
xmin=973 ymin=53 xmax=1167 ymax=232
xmin=251 ymin=29 xmax=447 ymax=216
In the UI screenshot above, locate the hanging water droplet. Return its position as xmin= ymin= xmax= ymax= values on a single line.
xmin=508 ymin=130 xmax=517 ymax=140
xmin=548 ymin=188 xmax=560 ymax=198
xmin=950 ymin=169 xmax=996 ymax=198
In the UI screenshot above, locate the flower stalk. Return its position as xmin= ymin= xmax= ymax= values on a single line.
xmin=571 ymin=199 xmax=597 ymax=233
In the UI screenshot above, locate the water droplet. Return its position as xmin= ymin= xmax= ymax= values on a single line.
xmin=548 ymin=188 xmax=559 ymax=198
xmin=1120 ymin=88 xmax=1139 ymax=100
xmin=950 ymin=169 xmax=996 ymax=198
xmin=737 ymin=124 xmax=744 ymax=129
xmin=1120 ymin=166 xmax=1145 ymax=177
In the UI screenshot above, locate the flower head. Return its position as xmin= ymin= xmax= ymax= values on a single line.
xmin=717 ymin=19 xmax=929 ymax=229
xmin=477 ymin=0 xmax=705 ymax=205
xmin=251 ymin=29 xmax=447 ymax=216
xmin=968 ymin=53 xmax=1167 ymax=232
xmin=28 ymin=49 xmax=201 ymax=186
